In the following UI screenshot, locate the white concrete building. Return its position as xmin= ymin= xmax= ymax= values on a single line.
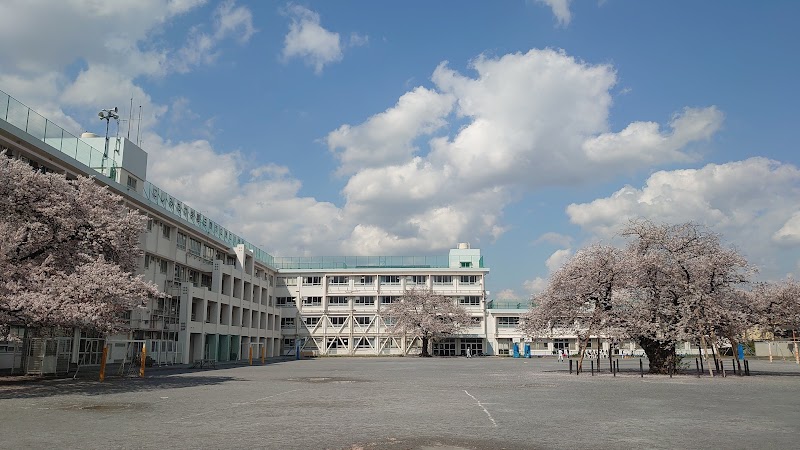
xmin=0 ymin=88 xmax=513 ymax=374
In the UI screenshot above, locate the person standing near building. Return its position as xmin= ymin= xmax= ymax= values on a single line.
xmin=558 ymin=349 xmax=564 ymax=362
xmin=466 ymin=347 xmax=472 ymax=358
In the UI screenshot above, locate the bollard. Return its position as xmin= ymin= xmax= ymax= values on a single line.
xmin=249 ymin=346 xmax=253 ymax=366
xmin=591 ymin=360 xmax=594 ymax=376
xmin=669 ymin=362 xmax=673 ymax=378
xmin=700 ymin=356 xmax=704 ymax=373
xmin=569 ymin=359 xmax=573 ymax=374
xmin=639 ymin=358 xmax=644 ymax=377
xmin=616 ymin=360 xmax=619 ymax=374
xmin=736 ymin=358 xmax=742 ymax=376
xmin=613 ymin=359 xmax=616 ymax=377
xmin=99 ymin=344 xmax=109 ymax=382
xmin=696 ymin=358 xmax=700 ymax=377
xmin=261 ymin=345 xmax=266 ymax=365
xmin=139 ymin=343 xmax=146 ymax=378
xmin=609 ymin=357 xmax=613 ymax=374
xmin=732 ymin=358 xmax=737 ymax=375
xmin=744 ymin=359 xmax=750 ymax=376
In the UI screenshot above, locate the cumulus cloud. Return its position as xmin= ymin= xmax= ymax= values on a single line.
xmin=583 ymin=106 xmax=723 ymax=167
xmin=536 ymin=0 xmax=572 ymax=27
xmin=281 ymin=4 xmax=344 ymax=74
xmin=333 ymin=48 xmax=720 ymax=255
xmin=545 ymin=248 xmax=573 ymax=272
xmin=327 ymin=87 xmax=454 ymax=174
xmin=534 ymin=232 xmax=573 ymax=247
xmin=523 ymin=277 xmax=549 ymax=295
xmin=567 ymin=158 xmax=800 ymax=277
xmin=173 ymin=0 xmax=256 ymax=73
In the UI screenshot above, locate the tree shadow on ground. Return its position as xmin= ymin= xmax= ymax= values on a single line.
xmin=0 ymin=374 xmax=242 ymax=399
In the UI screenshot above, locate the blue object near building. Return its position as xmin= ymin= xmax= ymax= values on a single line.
xmin=737 ymin=343 xmax=744 ymax=360
xmin=523 ymin=343 xmax=531 ymax=358
xmin=513 ymin=342 xmax=520 ymax=358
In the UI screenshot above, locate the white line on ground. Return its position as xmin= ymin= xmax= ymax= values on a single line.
xmin=464 ymin=390 xmax=498 ymax=428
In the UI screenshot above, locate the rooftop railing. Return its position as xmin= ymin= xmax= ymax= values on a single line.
xmin=0 ymin=89 xmax=118 ymax=177
xmin=487 ymin=300 xmax=532 ymax=310
xmin=0 ymin=88 xmax=274 ymax=268
xmin=272 ymin=255 xmax=484 ymax=270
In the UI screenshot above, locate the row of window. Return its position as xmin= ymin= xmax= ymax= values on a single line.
xmin=276 ymin=295 xmax=482 ymax=306
xmin=281 ymin=315 xmax=483 ymax=329
xmin=277 ymin=275 xmax=482 ymax=287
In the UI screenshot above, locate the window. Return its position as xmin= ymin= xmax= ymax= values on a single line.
xmin=201 ymin=274 xmax=212 ymax=289
xmin=327 ymin=296 xmax=349 ymax=306
xmin=203 ymin=245 xmax=215 ymax=261
xmin=380 ymin=275 xmax=400 ymax=285
xmin=276 ymin=297 xmax=296 ymax=306
xmin=433 ymin=275 xmax=452 ymax=285
xmin=127 ymin=176 xmax=137 ymax=189
xmin=162 ymin=224 xmax=171 ymax=239
xmin=460 ymin=275 xmax=479 ymax=285
xmin=283 ymin=338 xmax=295 ymax=348
xmin=278 ymin=277 xmax=297 ymax=286
xmin=355 ymin=275 xmax=374 ymax=285
xmin=303 ymin=276 xmax=322 ymax=286
xmin=159 ymin=259 xmax=168 ymax=274
xmin=328 ymin=276 xmax=348 ymax=285
xmin=459 ymin=296 xmax=481 ymax=306
xmin=380 ymin=296 xmax=396 ymax=304
xmin=497 ymin=317 xmax=519 ymax=328
xmin=176 ymin=232 xmax=187 ymax=250
xmin=329 ymin=316 xmax=347 ymax=326
xmin=460 ymin=261 xmax=472 ymax=268
xmin=147 ymin=219 xmax=153 ymax=232
xmin=302 ymin=296 xmax=322 ymax=306
xmin=470 ymin=317 xmax=483 ymax=326
xmin=303 ymin=317 xmax=320 ymax=327
xmin=383 ymin=317 xmax=397 ymax=326
xmin=144 ymin=254 xmax=150 ymax=269
xmin=356 ymin=337 xmax=374 ymax=348
xmin=407 ymin=275 xmax=427 ymax=285
xmin=188 ymin=237 xmax=202 ymax=256
xmin=188 ymin=270 xmax=199 ymax=286
xmin=354 ymin=316 xmax=371 ymax=325
xmin=174 ymin=264 xmax=185 ymax=282
xmin=281 ymin=317 xmax=295 ymax=328
xmin=354 ymin=296 xmax=375 ymax=306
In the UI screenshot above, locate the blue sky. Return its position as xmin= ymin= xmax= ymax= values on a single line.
xmin=2 ymin=1 xmax=799 ymax=299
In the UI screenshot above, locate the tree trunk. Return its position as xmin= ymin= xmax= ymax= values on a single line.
xmin=700 ymin=335 xmax=714 ymax=377
xmin=577 ymin=335 xmax=589 ymax=372
xmin=420 ymin=336 xmax=430 ymax=357
xmin=638 ymin=337 xmax=676 ymax=374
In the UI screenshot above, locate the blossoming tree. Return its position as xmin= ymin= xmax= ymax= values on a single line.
xmin=383 ymin=288 xmax=472 ymax=357
xmin=0 ymin=154 xmax=159 ymax=336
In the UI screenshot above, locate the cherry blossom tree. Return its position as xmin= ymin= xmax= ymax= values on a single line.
xmin=0 ymin=154 xmax=160 ymax=335
xmin=523 ymin=220 xmax=754 ymax=374
xmin=751 ymin=280 xmax=800 ymax=362
xmin=383 ymin=288 xmax=472 ymax=357
xmin=622 ymin=220 xmax=753 ymax=373
xmin=520 ymin=244 xmax=628 ymax=370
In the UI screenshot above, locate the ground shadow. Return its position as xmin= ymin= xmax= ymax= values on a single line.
xmin=0 ymin=374 xmax=243 ymax=399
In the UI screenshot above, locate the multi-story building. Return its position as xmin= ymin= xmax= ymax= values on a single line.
xmin=0 ymin=88 xmax=502 ymax=374
xmin=272 ymin=246 xmax=489 ymax=356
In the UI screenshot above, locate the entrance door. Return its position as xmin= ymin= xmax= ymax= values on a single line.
xmin=460 ymin=339 xmax=484 ymax=356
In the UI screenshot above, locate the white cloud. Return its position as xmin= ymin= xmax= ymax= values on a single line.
xmin=583 ymin=106 xmax=723 ymax=167
xmin=495 ymin=289 xmax=519 ymax=300
xmin=545 ymin=248 xmax=573 ymax=272
xmin=281 ymin=4 xmax=343 ymax=74
xmin=536 ymin=0 xmax=572 ymax=27
xmin=327 ymin=87 xmax=454 ymax=174
xmin=567 ymin=158 xmax=800 ymax=277
xmin=773 ymin=212 xmax=800 ymax=244
xmin=523 ymin=277 xmax=549 ymax=295
xmin=331 ymin=48 xmax=720 ymax=255
xmin=534 ymin=232 xmax=573 ymax=247
xmin=173 ymin=0 xmax=256 ymax=73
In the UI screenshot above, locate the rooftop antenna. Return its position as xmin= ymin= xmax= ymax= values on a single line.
xmin=136 ymin=105 xmax=142 ymax=146
xmin=127 ymin=97 xmax=133 ymax=139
